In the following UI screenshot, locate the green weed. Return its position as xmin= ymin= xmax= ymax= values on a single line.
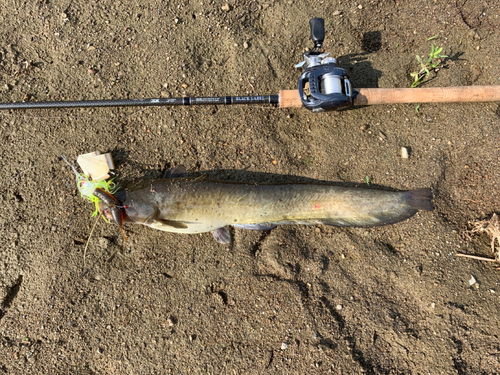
xmin=301 ymin=156 xmax=314 ymax=167
xmin=410 ymin=44 xmax=447 ymax=88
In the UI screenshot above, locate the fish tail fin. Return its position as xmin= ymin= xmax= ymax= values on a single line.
xmin=406 ymin=188 xmax=433 ymax=212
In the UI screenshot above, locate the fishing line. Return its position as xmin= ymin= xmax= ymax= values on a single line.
xmin=83 ymin=215 xmax=100 ymax=269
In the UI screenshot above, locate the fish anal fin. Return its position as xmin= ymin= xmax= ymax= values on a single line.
xmin=213 ymin=227 xmax=231 ymax=244
xmin=233 ymin=223 xmax=277 ymax=231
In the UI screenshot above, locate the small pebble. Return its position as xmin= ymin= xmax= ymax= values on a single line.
xmin=358 ymin=4 xmax=363 ymax=9
xmin=333 ymin=10 xmax=342 ymax=16
xmin=401 ymin=147 xmax=409 ymax=159
xmin=98 ymin=237 xmax=110 ymax=249
xmin=468 ymin=275 xmax=476 ymax=286
xmin=468 ymin=29 xmax=480 ymax=40
xmin=336 ymin=304 xmax=342 ymax=310
xmin=281 ymin=342 xmax=288 ymax=350
xmin=221 ymin=3 xmax=230 ymax=11
xmin=243 ymin=42 xmax=249 ymax=49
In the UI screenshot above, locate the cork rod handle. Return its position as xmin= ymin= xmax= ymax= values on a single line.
xmin=279 ymin=86 xmax=500 ymax=108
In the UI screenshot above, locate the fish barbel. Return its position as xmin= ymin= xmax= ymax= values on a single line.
xmin=99 ymin=167 xmax=433 ymax=243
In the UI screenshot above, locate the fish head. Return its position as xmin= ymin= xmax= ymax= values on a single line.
xmin=94 ymin=188 xmax=128 ymax=241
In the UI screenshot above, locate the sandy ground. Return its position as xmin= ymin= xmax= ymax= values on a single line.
xmin=1 ymin=0 xmax=500 ymax=373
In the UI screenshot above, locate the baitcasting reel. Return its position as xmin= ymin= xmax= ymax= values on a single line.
xmin=295 ymin=18 xmax=353 ymax=112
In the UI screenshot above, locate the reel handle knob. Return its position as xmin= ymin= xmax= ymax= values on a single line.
xmin=309 ymin=18 xmax=325 ymax=51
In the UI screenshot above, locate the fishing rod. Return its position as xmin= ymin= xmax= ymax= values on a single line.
xmin=1 ymin=18 xmax=499 ymax=113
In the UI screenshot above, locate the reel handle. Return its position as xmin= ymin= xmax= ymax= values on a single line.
xmin=309 ymin=18 xmax=325 ymax=51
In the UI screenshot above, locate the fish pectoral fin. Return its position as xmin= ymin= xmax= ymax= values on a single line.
xmin=154 ymin=219 xmax=189 ymax=229
xmin=233 ymin=223 xmax=278 ymax=231
xmin=163 ymin=165 xmax=188 ymax=178
xmin=213 ymin=227 xmax=231 ymax=244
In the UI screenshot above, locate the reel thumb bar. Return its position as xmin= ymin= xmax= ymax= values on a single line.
xmin=279 ymin=85 xmax=500 ymax=108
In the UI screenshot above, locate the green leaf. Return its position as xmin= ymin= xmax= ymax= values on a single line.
xmin=416 ymin=55 xmax=423 ymax=64
xmin=427 ymin=35 xmax=437 ymax=41
xmin=411 ymin=75 xmax=423 ymax=87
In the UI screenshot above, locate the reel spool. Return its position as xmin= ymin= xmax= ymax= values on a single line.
xmin=295 ymin=18 xmax=353 ymax=112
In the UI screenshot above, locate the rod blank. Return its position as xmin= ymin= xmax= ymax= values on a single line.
xmin=0 ymin=95 xmax=279 ymax=110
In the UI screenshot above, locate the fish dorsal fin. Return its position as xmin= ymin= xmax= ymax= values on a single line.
xmin=192 ymin=174 xmax=208 ymax=182
xmin=164 ymin=165 xmax=188 ymax=179
xmin=154 ymin=218 xmax=188 ymax=229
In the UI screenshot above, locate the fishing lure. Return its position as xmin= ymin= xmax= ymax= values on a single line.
xmin=61 ymin=155 xmax=119 ymax=218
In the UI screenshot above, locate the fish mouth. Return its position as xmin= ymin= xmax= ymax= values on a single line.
xmin=98 ymin=202 xmax=114 ymax=221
